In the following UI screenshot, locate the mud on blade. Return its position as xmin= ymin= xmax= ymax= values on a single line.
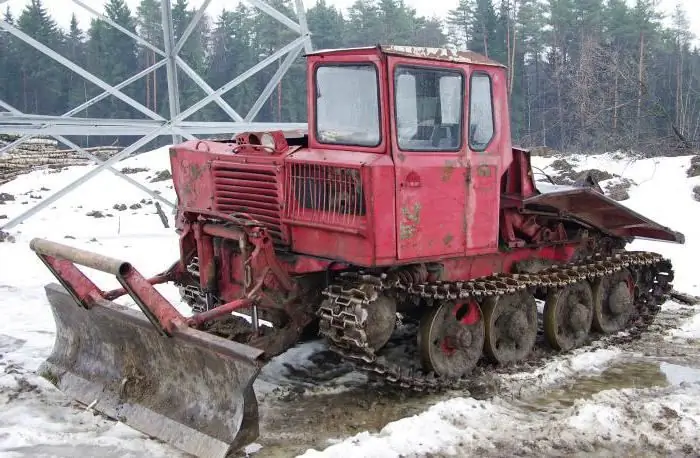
xmin=40 ymin=284 xmax=263 ymax=458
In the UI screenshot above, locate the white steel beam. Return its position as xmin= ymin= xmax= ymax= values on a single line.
xmin=0 ymin=60 xmax=167 ymax=156
xmin=243 ymin=0 xmax=301 ymax=34
xmin=176 ymin=36 xmax=307 ymax=122
xmin=176 ymin=57 xmax=244 ymax=122
xmin=0 ymin=0 xmax=314 ymax=231
xmin=0 ymin=114 xmax=164 ymax=126
xmin=1 ymin=124 xmax=172 ymax=231
xmin=0 ymin=100 xmax=174 ymax=208
xmin=0 ymin=20 xmax=165 ymax=121
xmin=245 ymin=42 xmax=305 ymax=122
xmin=294 ymin=0 xmax=313 ymax=53
xmin=0 ymin=123 xmax=307 ymax=136
xmin=71 ymin=0 xmax=165 ymax=57
xmin=174 ymin=0 xmax=212 ymax=54
xmin=161 ymin=0 xmax=182 ymax=144
xmin=52 ymin=135 xmax=175 ymax=209
xmin=175 ymin=122 xmax=307 ymax=134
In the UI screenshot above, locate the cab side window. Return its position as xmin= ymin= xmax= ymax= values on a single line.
xmin=469 ymin=73 xmax=495 ymax=151
xmin=395 ymin=66 xmax=463 ymax=152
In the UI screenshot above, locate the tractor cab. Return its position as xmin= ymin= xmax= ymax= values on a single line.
xmin=306 ymin=45 xmax=509 ymax=154
xmin=302 ymin=45 xmax=512 ymax=261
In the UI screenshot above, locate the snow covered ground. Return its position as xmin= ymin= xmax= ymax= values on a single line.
xmin=0 ymin=147 xmax=699 ymax=458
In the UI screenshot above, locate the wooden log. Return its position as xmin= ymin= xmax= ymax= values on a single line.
xmin=0 ymin=141 xmax=123 ymax=184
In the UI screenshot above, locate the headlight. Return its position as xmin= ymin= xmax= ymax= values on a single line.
xmin=261 ymin=132 xmax=276 ymax=149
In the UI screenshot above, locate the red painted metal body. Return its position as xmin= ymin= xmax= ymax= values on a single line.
xmin=29 ymin=44 xmax=684 ymax=344
xmin=165 ymin=45 xmax=683 ymax=313
xmin=27 ymin=45 xmax=679 ymax=334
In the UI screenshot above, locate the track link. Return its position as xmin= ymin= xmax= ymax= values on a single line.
xmin=318 ymin=251 xmax=674 ymax=392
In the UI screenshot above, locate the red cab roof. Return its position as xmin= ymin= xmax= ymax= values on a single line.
xmin=306 ymin=45 xmax=506 ymax=68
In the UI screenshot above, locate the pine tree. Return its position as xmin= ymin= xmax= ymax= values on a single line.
xmin=172 ymin=0 xmax=210 ymax=120
xmin=205 ymin=6 xmax=256 ymax=122
xmin=345 ymin=1 xmax=383 ymax=46
xmin=2 ymin=0 xmax=700 ymax=154
xmin=136 ymin=0 xmax=165 ymax=114
xmin=63 ymin=14 xmax=88 ymax=112
xmin=377 ymin=0 xmax=417 ymax=44
xmin=307 ymin=0 xmax=346 ymax=50
xmin=85 ymin=0 xmax=139 ymax=146
xmin=472 ymin=0 xmax=500 ymax=59
xmin=16 ymin=0 xmax=66 ymax=114
xmin=413 ymin=17 xmax=447 ymax=47
xmin=447 ymin=0 xmax=474 ymax=49
xmin=631 ymin=0 xmax=662 ymax=144
xmin=517 ymin=0 xmax=547 ymax=144
xmin=0 ymin=7 xmax=20 ymax=109
xmin=250 ymin=0 xmax=298 ymax=122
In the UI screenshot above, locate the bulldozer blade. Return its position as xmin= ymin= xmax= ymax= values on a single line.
xmin=39 ymin=283 xmax=265 ymax=458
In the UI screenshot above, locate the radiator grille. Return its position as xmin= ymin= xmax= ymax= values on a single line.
xmin=212 ymin=162 xmax=284 ymax=242
xmin=285 ymin=163 xmax=366 ymax=227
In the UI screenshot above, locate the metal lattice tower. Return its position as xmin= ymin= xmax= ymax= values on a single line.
xmin=0 ymin=0 xmax=312 ymax=231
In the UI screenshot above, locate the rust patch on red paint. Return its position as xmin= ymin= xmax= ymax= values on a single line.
xmin=477 ymin=164 xmax=492 ymax=177
xmin=189 ymin=163 xmax=204 ymax=180
xmin=398 ymin=152 xmax=406 ymax=162
xmin=442 ymin=160 xmax=457 ymax=182
xmin=381 ymin=45 xmax=505 ymax=68
xmin=180 ymin=161 xmax=207 ymax=198
xmin=443 ymin=234 xmax=454 ymax=246
xmin=400 ymin=203 xmax=421 ymax=240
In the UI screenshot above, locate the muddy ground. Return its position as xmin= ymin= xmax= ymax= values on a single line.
xmin=1 ymin=299 xmax=698 ymax=458
xmin=232 ymin=301 xmax=700 ymax=457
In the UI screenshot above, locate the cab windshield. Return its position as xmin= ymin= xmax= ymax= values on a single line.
xmin=314 ymin=64 xmax=381 ymax=147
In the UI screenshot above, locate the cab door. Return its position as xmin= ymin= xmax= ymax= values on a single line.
xmin=464 ymin=68 xmax=508 ymax=256
xmin=388 ymin=57 xmax=469 ymax=260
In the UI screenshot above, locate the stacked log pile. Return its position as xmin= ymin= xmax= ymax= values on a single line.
xmin=0 ymin=137 xmax=121 ymax=185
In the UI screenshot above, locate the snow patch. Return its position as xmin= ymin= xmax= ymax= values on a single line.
xmin=503 ymin=348 xmax=621 ymax=388
xmin=300 ymin=383 xmax=700 ymax=457
xmin=669 ymin=312 xmax=700 ymax=339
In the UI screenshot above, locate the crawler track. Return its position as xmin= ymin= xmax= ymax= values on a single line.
xmin=318 ymin=251 xmax=674 ymax=392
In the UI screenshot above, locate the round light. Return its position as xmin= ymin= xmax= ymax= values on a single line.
xmin=261 ymin=132 xmax=275 ymax=149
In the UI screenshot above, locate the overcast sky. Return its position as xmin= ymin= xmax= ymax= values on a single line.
xmin=3 ymin=0 xmax=699 ymax=40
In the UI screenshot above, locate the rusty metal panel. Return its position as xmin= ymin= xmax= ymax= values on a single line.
xmin=282 ymin=149 xmax=395 ymax=266
xmin=306 ymin=45 xmax=506 ymax=68
xmin=211 ymin=161 xmax=285 ymax=243
xmin=393 ymin=154 xmax=468 ymax=259
xmin=170 ymin=147 xmax=214 ymax=212
xmin=524 ymin=188 xmax=685 ymax=243
xmin=381 ymin=45 xmax=506 ymax=68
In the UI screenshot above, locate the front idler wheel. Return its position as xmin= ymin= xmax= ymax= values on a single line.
xmin=365 ymin=295 xmax=398 ymax=352
xmin=419 ymin=300 xmax=485 ymax=379
xmin=544 ymin=281 xmax=594 ymax=351
xmin=592 ymin=269 xmax=635 ymax=334
xmin=482 ymin=291 xmax=538 ymax=364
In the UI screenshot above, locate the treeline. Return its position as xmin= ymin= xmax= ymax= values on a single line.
xmin=1 ymin=0 xmax=699 ymax=154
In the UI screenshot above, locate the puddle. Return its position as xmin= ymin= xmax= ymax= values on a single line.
xmin=518 ymin=358 xmax=700 ymax=413
xmin=659 ymin=361 xmax=700 ymax=385
xmin=247 ymin=387 xmax=442 ymax=457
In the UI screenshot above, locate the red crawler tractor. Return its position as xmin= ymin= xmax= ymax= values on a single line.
xmin=31 ymin=45 xmax=683 ymax=457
